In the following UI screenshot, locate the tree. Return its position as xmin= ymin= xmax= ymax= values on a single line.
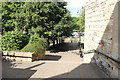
xmin=52 ymin=13 xmax=75 ymax=44
xmin=77 ymin=7 xmax=85 ymax=32
xmin=2 ymin=2 xmax=76 ymax=46
xmin=2 ymin=2 xmax=24 ymax=32
xmin=71 ymin=17 xmax=80 ymax=30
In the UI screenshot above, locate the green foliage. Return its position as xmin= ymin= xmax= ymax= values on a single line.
xmin=72 ymin=17 xmax=80 ymax=30
xmin=55 ymin=15 xmax=74 ymax=37
xmin=2 ymin=2 xmax=76 ymax=47
xmin=21 ymin=37 xmax=48 ymax=54
xmin=72 ymin=7 xmax=85 ymax=32
xmin=29 ymin=36 xmax=41 ymax=44
xmin=77 ymin=7 xmax=85 ymax=32
xmin=1 ymin=30 xmax=29 ymax=51
xmin=2 ymin=2 xmax=25 ymax=32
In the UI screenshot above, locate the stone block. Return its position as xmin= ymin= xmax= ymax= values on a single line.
xmin=15 ymin=52 xmax=23 ymax=57
xmin=22 ymin=52 xmax=32 ymax=57
xmin=15 ymin=57 xmax=32 ymax=62
xmin=2 ymin=51 xmax=45 ymax=62
xmin=8 ymin=51 xmax=15 ymax=56
xmin=3 ymin=51 xmax=8 ymax=55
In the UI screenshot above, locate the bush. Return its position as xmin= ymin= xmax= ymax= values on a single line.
xmin=21 ymin=37 xmax=48 ymax=54
xmin=1 ymin=30 xmax=29 ymax=51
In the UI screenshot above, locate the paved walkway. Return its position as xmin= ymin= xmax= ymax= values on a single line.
xmin=2 ymin=43 xmax=108 ymax=79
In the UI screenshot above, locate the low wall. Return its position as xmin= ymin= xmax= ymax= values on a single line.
xmin=2 ymin=51 xmax=45 ymax=62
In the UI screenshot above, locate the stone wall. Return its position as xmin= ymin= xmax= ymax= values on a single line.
xmin=118 ymin=0 xmax=120 ymax=79
xmin=84 ymin=0 xmax=120 ymax=79
xmin=2 ymin=51 xmax=45 ymax=62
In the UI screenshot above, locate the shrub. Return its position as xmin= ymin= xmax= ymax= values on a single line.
xmin=1 ymin=30 xmax=29 ymax=51
xmin=21 ymin=37 xmax=48 ymax=54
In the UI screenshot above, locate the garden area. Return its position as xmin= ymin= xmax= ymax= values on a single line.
xmin=1 ymin=1 xmax=85 ymax=62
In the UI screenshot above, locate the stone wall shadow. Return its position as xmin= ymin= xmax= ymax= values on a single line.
xmin=2 ymin=61 xmax=46 ymax=79
xmin=43 ymin=63 xmax=112 ymax=80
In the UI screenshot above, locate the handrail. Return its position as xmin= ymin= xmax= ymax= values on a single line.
xmin=94 ymin=50 xmax=120 ymax=64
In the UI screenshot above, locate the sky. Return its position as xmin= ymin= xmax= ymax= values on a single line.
xmin=64 ymin=0 xmax=87 ymax=17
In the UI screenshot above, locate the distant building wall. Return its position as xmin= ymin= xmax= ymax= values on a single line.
xmin=84 ymin=0 xmax=119 ymax=79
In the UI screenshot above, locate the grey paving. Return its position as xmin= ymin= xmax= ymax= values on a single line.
xmin=2 ymin=43 xmax=108 ymax=79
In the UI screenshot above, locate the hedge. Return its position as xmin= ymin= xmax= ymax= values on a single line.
xmin=1 ymin=30 xmax=29 ymax=51
xmin=21 ymin=37 xmax=48 ymax=54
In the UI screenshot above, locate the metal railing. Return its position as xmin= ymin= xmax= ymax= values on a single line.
xmin=84 ymin=49 xmax=120 ymax=65
xmin=94 ymin=50 xmax=120 ymax=65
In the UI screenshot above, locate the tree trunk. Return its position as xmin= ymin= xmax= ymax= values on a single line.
xmin=56 ymin=39 xmax=59 ymax=44
xmin=47 ymin=38 xmax=50 ymax=46
xmin=53 ymin=40 xmax=55 ymax=46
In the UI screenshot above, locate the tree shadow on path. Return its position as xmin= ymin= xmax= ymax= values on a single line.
xmin=48 ymin=43 xmax=80 ymax=53
xmin=42 ymin=55 xmax=61 ymax=61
